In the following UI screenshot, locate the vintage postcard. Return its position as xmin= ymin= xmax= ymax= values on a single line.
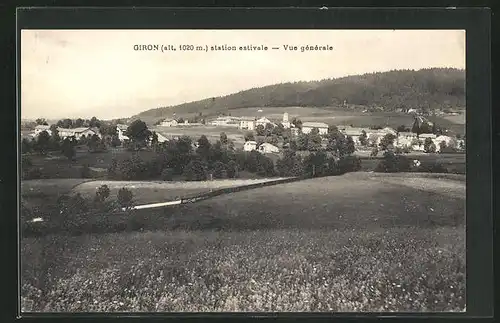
xmin=20 ymin=29 xmax=466 ymax=312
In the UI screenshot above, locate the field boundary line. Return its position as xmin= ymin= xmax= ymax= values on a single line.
xmin=124 ymin=177 xmax=302 ymax=211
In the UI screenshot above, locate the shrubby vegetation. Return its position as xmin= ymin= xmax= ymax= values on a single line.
xmin=22 ymin=185 xmax=137 ymax=237
xmin=375 ymin=151 xmax=412 ymax=173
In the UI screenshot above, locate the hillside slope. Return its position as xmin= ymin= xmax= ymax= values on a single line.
xmin=133 ymin=68 xmax=465 ymax=121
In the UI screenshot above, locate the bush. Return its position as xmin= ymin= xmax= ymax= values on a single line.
xmin=111 ymin=136 xmax=122 ymax=147
xmin=211 ymin=161 xmax=227 ymax=179
xmin=276 ymin=150 xmax=305 ymax=177
xmin=95 ymin=184 xmax=110 ymax=202
xmin=108 ymin=159 xmax=118 ymax=178
xmin=375 ymin=151 xmax=411 ymax=173
xmin=54 ymin=193 xmax=90 ymax=235
xmin=302 ymin=151 xmax=328 ymax=177
xmin=418 ymin=162 xmax=449 ymax=173
xmin=161 ymin=168 xmax=174 ymax=181
xmin=183 ymin=160 xmax=209 ymax=181
xmin=117 ymin=187 xmax=134 ymax=209
xmin=226 ymin=160 xmax=239 ymax=178
xmin=337 ymin=155 xmax=362 ymax=174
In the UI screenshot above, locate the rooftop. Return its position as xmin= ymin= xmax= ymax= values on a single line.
xmin=302 ymin=122 xmax=329 ymax=128
xmin=57 ymin=127 xmax=93 ymax=133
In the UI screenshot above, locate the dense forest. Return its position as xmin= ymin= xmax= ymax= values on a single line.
xmin=133 ymin=68 xmax=465 ymax=120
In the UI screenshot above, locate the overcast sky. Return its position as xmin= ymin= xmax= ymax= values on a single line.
xmin=21 ymin=29 xmax=465 ymax=120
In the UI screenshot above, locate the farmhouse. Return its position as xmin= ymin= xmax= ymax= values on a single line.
xmin=412 ymin=141 xmax=425 ymax=152
xmin=258 ymin=142 xmax=280 ymax=154
xmin=116 ymin=124 xmax=129 ymax=141
xmin=210 ymin=116 xmax=240 ymax=127
xmin=433 ymin=135 xmax=456 ymax=151
xmin=301 ymin=122 xmax=329 ymax=135
xmin=341 ymin=127 xmax=370 ymax=145
xmin=364 ymin=127 xmax=397 ymax=146
xmin=396 ymin=132 xmax=418 ymax=148
xmin=255 ymin=117 xmax=276 ymax=128
xmin=381 ymin=127 xmax=397 ymax=136
xmin=161 ymin=119 xmax=178 ymax=127
xmin=57 ymin=127 xmax=99 ymax=140
xmin=243 ymin=140 xmax=257 ymax=152
xmin=239 ymin=117 xmax=256 ymax=130
xmin=34 ymin=125 xmax=52 ymax=136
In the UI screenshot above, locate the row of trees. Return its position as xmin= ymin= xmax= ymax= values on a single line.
xmin=107 ymin=131 xmax=276 ymax=181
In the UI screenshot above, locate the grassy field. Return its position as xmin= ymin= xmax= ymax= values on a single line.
xmin=21 ymin=173 xmax=465 ymax=312
xmin=25 ymin=149 xmax=159 ymax=179
xmin=21 ymin=179 xmax=93 ymax=209
xmin=70 ymin=178 xmax=289 ymax=205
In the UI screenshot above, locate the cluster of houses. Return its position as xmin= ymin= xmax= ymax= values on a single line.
xmin=237 ymin=112 xmax=463 ymax=154
xmin=31 ymin=124 xmax=170 ymax=144
xmin=33 ymin=125 xmax=102 ymax=140
xmin=337 ymin=126 xmax=462 ymax=152
xmin=159 ymin=113 xmax=294 ymax=131
xmin=160 ymin=119 xmax=205 ymax=127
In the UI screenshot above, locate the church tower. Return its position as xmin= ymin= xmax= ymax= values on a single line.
xmin=283 ymin=112 xmax=289 ymax=123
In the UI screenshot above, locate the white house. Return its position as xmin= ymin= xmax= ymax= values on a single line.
xmin=412 ymin=142 xmax=426 ymax=152
xmin=341 ymin=127 xmax=370 ymax=145
xmin=258 ymin=142 xmax=280 ymax=154
xmin=239 ymin=117 xmax=256 ymax=130
xmin=161 ymin=119 xmax=178 ymax=127
xmin=255 ymin=117 xmax=276 ymax=128
xmin=433 ymin=135 xmax=457 ymax=151
xmin=301 ymin=122 xmax=329 ymax=135
xmin=34 ymin=125 xmax=51 ymax=136
xmin=243 ymin=140 xmax=257 ymax=152
xmin=396 ymin=132 xmax=418 ymax=148
xmin=116 ymin=124 xmax=129 ymax=141
xmin=281 ymin=112 xmax=291 ymax=129
xmin=57 ymin=127 xmax=97 ymax=140
xmin=381 ymin=127 xmax=397 ymax=136
xmin=210 ymin=116 xmax=240 ymax=127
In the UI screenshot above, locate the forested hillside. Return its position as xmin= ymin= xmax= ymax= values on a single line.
xmin=133 ymin=68 xmax=465 ymax=120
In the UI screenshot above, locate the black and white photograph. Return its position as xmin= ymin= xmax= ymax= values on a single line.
xmin=20 ymin=29 xmax=466 ymax=312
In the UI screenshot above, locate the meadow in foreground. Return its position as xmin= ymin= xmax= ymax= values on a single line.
xmin=20 ymin=173 xmax=466 ymax=312
xmin=21 ymin=227 xmax=465 ymax=312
